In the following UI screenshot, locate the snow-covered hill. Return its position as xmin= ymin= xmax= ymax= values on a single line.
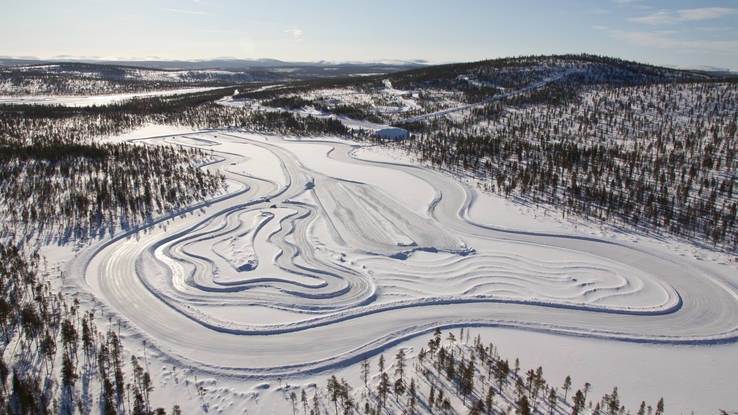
xmin=0 ymin=60 xmax=421 ymax=96
xmin=1 ymin=54 xmax=736 ymax=414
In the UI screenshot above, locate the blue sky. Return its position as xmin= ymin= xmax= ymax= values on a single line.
xmin=2 ymin=0 xmax=738 ymax=70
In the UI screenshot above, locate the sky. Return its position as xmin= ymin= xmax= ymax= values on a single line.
xmin=2 ymin=0 xmax=738 ymax=70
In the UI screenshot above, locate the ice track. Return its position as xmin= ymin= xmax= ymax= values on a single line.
xmin=71 ymin=131 xmax=738 ymax=377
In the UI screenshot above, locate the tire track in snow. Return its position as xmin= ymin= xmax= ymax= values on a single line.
xmin=70 ymin=131 xmax=738 ymax=378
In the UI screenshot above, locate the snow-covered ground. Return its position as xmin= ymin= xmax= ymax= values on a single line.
xmin=0 ymin=86 xmax=221 ymax=107
xmin=50 ymin=128 xmax=738 ymax=414
xmin=217 ymin=94 xmax=410 ymax=139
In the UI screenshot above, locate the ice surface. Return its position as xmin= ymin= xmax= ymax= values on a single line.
xmin=60 ymin=129 xmax=738 ymax=414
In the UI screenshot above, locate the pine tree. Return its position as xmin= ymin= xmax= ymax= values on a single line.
xmin=290 ymin=391 xmax=298 ymax=415
xmin=486 ymin=386 xmax=495 ymax=414
xmin=327 ymin=376 xmax=340 ymax=415
xmin=572 ymin=390 xmax=585 ymax=415
xmin=518 ymin=395 xmax=531 ymax=415
xmin=394 ymin=349 xmax=406 ymax=383
xmin=655 ymin=398 xmax=664 ymax=415
xmin=394 ymin=378 xmax=405 ymax=396
xmin=608 ymin=387 xmax=620 ymax=415
xmin=548 ymin=387 xmax=557 ymax=415
xmin=377 ymin=372 xmax=390 ymax=408
xmin=408 ymin=378 xmax=416 ymax=414
xmin=312 ymin=390 xmax=320 ymax=415
xmin=562 ymin=375 xmax=572 ymax=401
xmin=361 ymin=359 xmax=370 ymax=391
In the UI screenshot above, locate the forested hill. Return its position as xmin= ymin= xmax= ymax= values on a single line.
xmin=0 ymin=60 xmax=421 ymax=95
xmin=233 ymin=54 xmax=737 ymax=251
xmin=380 ymin=54 xmax=718 ymax=91
xmin=235 ymin=54 xmax=726 ymax=101
xmin=393 ymin=56 xmax=737 ymax=252
xmin=2 ymin=53 xmax=736 ymax=252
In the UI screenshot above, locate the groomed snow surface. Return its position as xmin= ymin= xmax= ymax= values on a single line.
xmin=60 ymin=128 xmax=738 ymax=414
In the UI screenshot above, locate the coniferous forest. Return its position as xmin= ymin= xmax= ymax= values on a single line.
xmin=0 ymin=54 xmax=735 ymax=413
xmin=300 ymin=328 xmax=666 ymax=415
xmin=225 ymin=55 xmax=738 ymax=251
xmin=397 ymin=81 xmax=738 ymax=250
xmin=0 ymin=61 xmax=358 ymax=414
xmin=0 ymin=242 xmax=167 ymax=414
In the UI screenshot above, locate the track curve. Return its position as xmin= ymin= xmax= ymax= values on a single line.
xmin=69 ymin=131 xmax=738 ymax=378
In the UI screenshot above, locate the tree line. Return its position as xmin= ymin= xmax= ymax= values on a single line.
xmin=0 ymin=242 xmax=178 ymax=414
xmin=0 ymin=141 xmax=225 ymax=242
xmin=288 ymin=328 xmax=666 ymax=415
xmin=395 ymin=81 xmax=738 ymax=251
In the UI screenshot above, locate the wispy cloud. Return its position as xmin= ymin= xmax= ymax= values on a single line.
xmin=284 ymin=28 xmax=303 ymax=41
xmin=630 ymin=7 xmax=737 ymax=25
xmin=161 ymin=7 xmax=213 ymax=16
xmin=609 ymin=29 xmax=738 ymax=53
xmin=678 ymin=7 xmax=737 ymax=21
xmin=199 ymin=29 xmax=251 ymax=37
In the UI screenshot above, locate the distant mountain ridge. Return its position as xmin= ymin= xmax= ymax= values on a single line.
xmin=3 ymin=54 xmax=735 ymax=91
xmin=0 ymin=57 xmax=427 ymax=70
xmin=0 ymin=57 xmax=424 ymax=74
xmin=0 ymin=58 xmax=426 ymax=91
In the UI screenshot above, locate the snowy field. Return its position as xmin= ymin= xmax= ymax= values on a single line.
xmin=0 ymin=86 xmax=221 ymax=107
xmin=55 ymin=128 xmax=738 ymax=413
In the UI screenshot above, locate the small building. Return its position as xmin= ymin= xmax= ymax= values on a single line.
xmin=375 ymin=127 xmax=409 ymax=140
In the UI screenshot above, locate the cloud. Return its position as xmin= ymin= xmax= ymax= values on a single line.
xmin=678 ymin=7 xmax=736 ymax=21
xmin=610 ymin=29 xmax=738 ymax=53
xmin=161 ymin=7 xmax=213 ymax=16
xmin=630 ymin=7 xmax=737 ymax=25
xmin=284 ymin=28 xmax=303 ymax=41
xmin=630 ymin=10 xmax=676 ymax=25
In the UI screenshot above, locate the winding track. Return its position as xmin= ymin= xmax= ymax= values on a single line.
xmin=70 ymin=131 xmax=738 ymax=378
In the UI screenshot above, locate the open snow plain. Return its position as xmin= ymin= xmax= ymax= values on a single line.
xmin=0 ymin=86 xmax=220 ymax=106
xmin=66 ymin=130 xmax=738 ymax=413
